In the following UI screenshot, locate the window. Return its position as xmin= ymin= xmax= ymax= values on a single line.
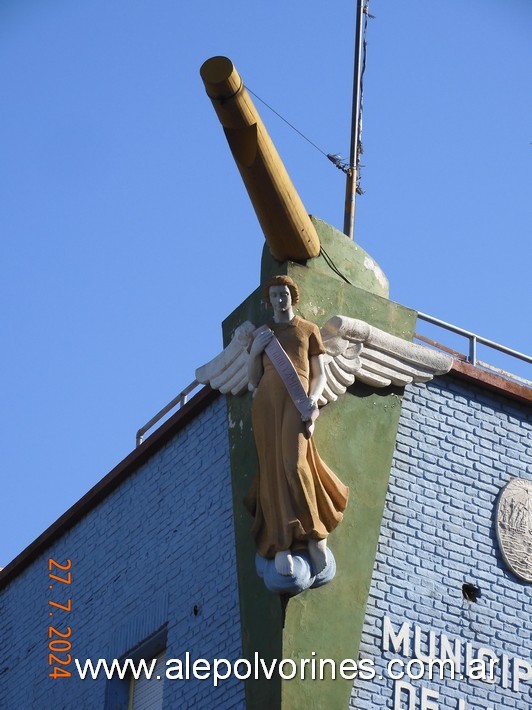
xmin=106 ymin=626 xmax=167 ymax=710
xmin=128 ymin=649 xmax=166 ymax=710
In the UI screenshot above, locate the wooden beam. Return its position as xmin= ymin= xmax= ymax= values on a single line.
xmin=200 ymin=56 xmax=321 ymax=262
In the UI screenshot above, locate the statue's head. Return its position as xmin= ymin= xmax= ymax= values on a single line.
xmin=262 ymin=275 xmax=300 ymax=305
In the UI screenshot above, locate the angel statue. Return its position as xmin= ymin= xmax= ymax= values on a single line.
xmin=245 ymin=276 xmax=349 ymax=579
xmin=196 ymin=275 xmax=452 ymax=594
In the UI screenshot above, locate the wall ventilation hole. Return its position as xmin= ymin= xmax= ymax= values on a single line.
xmin=462 ymin=583 xmax=480 ymax=602
xmin=193 ymin=605 xmax=200 ymax=616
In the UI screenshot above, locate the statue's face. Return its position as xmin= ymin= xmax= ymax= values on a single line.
xmin=269 ymin=285 xmax=292 ymax=316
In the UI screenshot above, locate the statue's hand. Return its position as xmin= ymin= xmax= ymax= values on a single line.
xmin=250 ymin=328 xmax=273 ymax=357
xmin=301 ymin=396 xmax=319 ymax=421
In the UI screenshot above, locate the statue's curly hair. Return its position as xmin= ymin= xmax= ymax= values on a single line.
xmin=262 ymin=275 xmax=300 ymax=305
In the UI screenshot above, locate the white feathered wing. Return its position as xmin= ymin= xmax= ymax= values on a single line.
xmin=319 ymin=316 xmax=453 ymax=405
xmin=195 ymin=316 xmax=453 ymax=405
xmin=195 ymin=321 xmax=255 ymax=395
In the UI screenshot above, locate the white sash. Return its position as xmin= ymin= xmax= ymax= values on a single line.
xmin=254 ymin=325 xmax=319 ymax=438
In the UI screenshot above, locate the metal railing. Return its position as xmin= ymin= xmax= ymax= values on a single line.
xmin=416 ymin=312 xmax=532 ymax=384
xmin=136 ymin=313 xmax=532 ymax=447
xmin=136 ymin=379 xmax=201 ymax=447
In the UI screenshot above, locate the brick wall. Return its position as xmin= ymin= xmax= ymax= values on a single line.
xmin=3 ymin=373 xmax=531 ymax=710
xmin=351 ymin=376 xmax=532 ymax=710
xmin=0 ymin=396 xmax=245 ymax=710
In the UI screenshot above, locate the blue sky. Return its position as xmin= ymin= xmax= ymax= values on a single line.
xmin=1 ymin=0 xmax=531 ymax=567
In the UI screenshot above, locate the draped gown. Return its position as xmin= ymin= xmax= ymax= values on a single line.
xmin=245 ymin=316 xmax=349 ymax=559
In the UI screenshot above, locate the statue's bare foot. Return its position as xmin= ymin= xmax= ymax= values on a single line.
xmin=275 ymin=550 xmax=294 ymax=576
xmin=308 ymin=539 xmax=328 ymax=574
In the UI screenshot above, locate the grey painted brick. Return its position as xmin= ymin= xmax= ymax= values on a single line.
xmin=0 ymin=396 xmax=245 ymax=710
xmin=2 ymin=371 xmax=531 ymax=710
xmin=351 ymin=376 xmax=532 ymax=710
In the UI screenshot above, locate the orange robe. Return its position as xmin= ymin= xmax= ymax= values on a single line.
xmin=245 ymin=316 xmax=349 ymax=559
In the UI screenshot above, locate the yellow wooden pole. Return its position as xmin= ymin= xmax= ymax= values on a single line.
xmin=200 ymin=56 xmax=320 ymax=262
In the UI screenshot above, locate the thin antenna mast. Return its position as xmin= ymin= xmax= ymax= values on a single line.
xmin=343 ymin=0 xmax=366 ymax=239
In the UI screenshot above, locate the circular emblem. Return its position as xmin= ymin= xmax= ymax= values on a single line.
xmin=496 ymin=478 xmax=532 ymax=582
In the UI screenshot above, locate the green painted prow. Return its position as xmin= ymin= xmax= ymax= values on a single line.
xmin=223 ymin=218 xmax=416 ymax=709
